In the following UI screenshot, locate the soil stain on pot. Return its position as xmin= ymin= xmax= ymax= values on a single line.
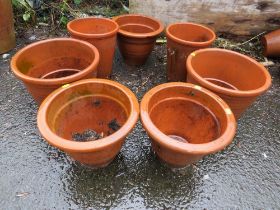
xmin=108 ymin=118 xmax=121 ymax=131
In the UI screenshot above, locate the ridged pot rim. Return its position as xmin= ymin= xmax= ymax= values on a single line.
xmin=10 ymin=38 xmax=100 ymax=85
xmin=166 ymin=22 xmax=216 ymax=47
xmin=67 ymin=17 xmax=119 ymax=38
xmin=140 ymin=82 xmax=237 ymax=155
xmin=112 ymin=14 xmax=164 ymax=38
xmin=186 ymin=48 xmax=272 ymax=97
xmin=37 ymin=79 xmax=139 ymax=153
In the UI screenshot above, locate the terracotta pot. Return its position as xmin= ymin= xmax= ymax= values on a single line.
xmin=140 ymin=82 xmax=236 ymax=168
xmin=67 ymin=17 xmax=119 ymax=78
xmin=113 ymin=14 xmax=164 ymax=65
xmin=37 ymin=79 xmax=139 ymax=168
xmin=0 ymin=0 xmax=16 ymax=53
xmin=11 ymin=38 xmax=99 ymax=104
xmin=186 ymin=48 xmax=272 ymax=119
xmin=166 ymin=22 xmax=216 ymax=82
xmin=262 ymin=29 xmax=280 ymax=57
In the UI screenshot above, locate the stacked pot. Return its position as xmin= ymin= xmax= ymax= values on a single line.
xmin=10 ymin=13 xmax=272 ymax=169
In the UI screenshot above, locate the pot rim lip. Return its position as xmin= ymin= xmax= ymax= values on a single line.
xmin=112 ymin=14 xmax=164 ymax=38
xmin=10 ymin=38 xmax=100 ymax=85
xmin=67 ymin=17 xmax=119 ymax=38
xmin=37 ymin=78 xmax=139 ymax=153
xmin=186 ymin=48 xmax=272 ymax=97
xmin=166 ymin=22 xmax=216 ymax=46
xmin=140 ymin=82 xmax=237 ymax=155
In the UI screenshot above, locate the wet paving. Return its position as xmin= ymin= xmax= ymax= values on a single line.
xmin=0 ymin=33 xmax=280 ymax=209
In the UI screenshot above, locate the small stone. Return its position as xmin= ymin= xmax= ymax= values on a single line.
xmin=262 ymin=153 xmax=268 ymax=159
xmin=29 ymin=35 xmax=36 ymax=41
xmin=2 ymin=54 xmax=10 ymax=59
xmin=203 ymin=174 xmax=210 ymax=180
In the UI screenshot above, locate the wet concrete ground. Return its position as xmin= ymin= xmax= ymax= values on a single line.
xmin=0 ymin=31 xmax=279 ymax=209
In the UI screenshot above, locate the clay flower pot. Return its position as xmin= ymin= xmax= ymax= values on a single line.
xmin=166 ymin=22 xmax=216 ymax=82
xmin=186 ymin=48 xmax=272 ymax=119
xmin=140 ymin=82 xmax=236 ymax=168
xmin=262 ymin=29 xmax=280 ymax=57
xmin=113 ymin=14 xmax=164 ymax=65
xmin=37 ymin=79 xmax=139 ymax=168
xmin=67 ymin=17 xmax=119 ymax=78
xmin=11 ymin=38 xmax=99 ymax=104
xmin=0 ymin=0 xmax=16 ymax=53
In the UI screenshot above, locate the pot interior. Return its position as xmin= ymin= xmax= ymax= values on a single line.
xmin=150 ymin=98 xmax=220 ymax=144
xmin=120 ymin=24 xmax=155 ymax=33
xmin=168 ymin=23 xmax=214 ymax=43
xmin=46 ymin=82 xmax=131 ymax=142
xmin=15 ymin=40 xmax=95 ymax=79
xmin=69 ymin=18 xmax=118 ymax=35
xmin=115 ymin=15 xmax=161 ymax=33
xmin=204 ymin=78 xmax=238 ymax=90
xmin=190 ymin=50 xmax=268 ymax=91
xmin=41 ymin=69 xmax=80 ymax=79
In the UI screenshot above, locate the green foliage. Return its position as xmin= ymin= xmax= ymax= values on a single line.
xmin=12 ymin=0 xmax=35 ymax=22
xmin=12 ymin=0 xmax=129 ymax=30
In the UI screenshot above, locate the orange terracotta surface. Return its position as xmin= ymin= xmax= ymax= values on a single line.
xmin=113 ymin=14 xmax=164 ymax=65
xmin=166 ymin=22 xmax=215 ymax=82
xmin=37 ymin=79 xmax=139 ymax=168
xmin=186 ymin=48 xmax=272 ymax=119
xmin=67 ymin=17 xmax=119 ymax=78
xmin=140 ymin=82 xmax=236 ymax=168
xmin=262 ymin=29 xmax=280 ymax=57
xmin=11 ymin=38 xmax=99 ymax=104
xmin=0 ymin=0 xmax=16 ymax=53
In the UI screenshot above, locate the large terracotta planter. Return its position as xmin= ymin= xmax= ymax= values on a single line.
xmin=0 ymin=0 xmax=16 ymax=53
xmin=37 ymin=79 xmax=139 ymax=168
xmin=186 ymin=48 xmax=272 ymax=119
xmin=166 ymin=22 xmax=216 ymax=82
xmin=11 ymin=38 xmax=99 ymax=104
xmin=67 ymin=17 xmax=119 ymax=78
xmin=140 ymin=82 xmax=236 ymax=168
xmin=262 ymin=29 xmax=280 ymax=57
xmin=113 ymin=14 xmax=164 ymax=65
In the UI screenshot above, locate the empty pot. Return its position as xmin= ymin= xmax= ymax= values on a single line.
xmin=11 ymin=38 xmax=99 ymax=104
xmin=0 ymin=0 xmax=16 ymax=53
xmin=262 ymin=29 xmax=280 ymax=57
xmin=113 ymin=14 xmax=164 ymax=65
xmin=37 ymin=79 xmax=139 ymax=168
xmin=140 ymin=82 xmax=236 ymax=168
xmin=186 ymin=48 xmax=272 ymax=119
xmin=67 ymin=17 xmax=119 ymax=78
xmin=166 ymin=22 xmax=216 ymax=82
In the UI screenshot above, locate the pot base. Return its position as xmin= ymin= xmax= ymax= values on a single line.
xmin=168 ymin=135 xmax=189 ymax=143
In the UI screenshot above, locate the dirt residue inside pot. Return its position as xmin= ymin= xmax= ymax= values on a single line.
xmin=72 ymin=129 xmax=103 ymax=142
xmin=108 ymin=119 xmax=121 ymax=131
xmin=72 ymin=119 xmax=122 ymax=142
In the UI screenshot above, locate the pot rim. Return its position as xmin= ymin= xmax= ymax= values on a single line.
xmin=10 ymin=38 xmax=100 ymax=85
xmin=186 ymin=48 xmax=272 ymax=97
xmin=112 ymin=14 xmax=164 ymax=38
xmin=166 ymin=22 xmax=216 ymax=47
xmin=140 ymin=82 xmax=236 ymax=155
xmin=37 ymin=79 xmax=139 ymax=153
xmin=67 ymin=17 xmax=119 ymax=38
